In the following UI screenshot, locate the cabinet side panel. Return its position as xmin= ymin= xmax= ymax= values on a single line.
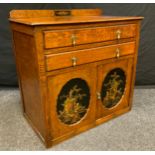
xmin=128 ymin=22 xmax=141 ymax=108
xmin=12 ymin=31 xmax=46 ymax=140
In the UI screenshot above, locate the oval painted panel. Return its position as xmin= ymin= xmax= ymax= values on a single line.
xmin=101 ymin=68 xmax=126 ymax=108
xmin=57 ymin=78 xmax=90 ymax=125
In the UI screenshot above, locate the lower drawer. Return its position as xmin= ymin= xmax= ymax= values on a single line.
xmin=45 ymin=42 xmax=135 ymax=71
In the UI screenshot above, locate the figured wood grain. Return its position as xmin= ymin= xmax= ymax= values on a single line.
xmin=128 ymin=22 xmax=142 ymax=109
xmin=45 ymin=38 xmax=135 ymax=55
xmin=9 ymin=9 xmax=143 ymax=26
xmin=45 ymin=42 xmax=135 ymax=71
xmin=10 ymin=9 xmax=102 ymax=19
xmin=12 ymin=31 xmax=47 ymax=140
xmin=46 ymin=55 xmax=134 ymax=77
xmin=9 ymin=15 xmax=143 ymax=26
xmin=96 ymin=58 xmax=133 ymax=119
xmin=44 ymin=24 xmax=136 ymax=49
xmin=10 ymin=10 xmax=55 ymax=19
xmin=47 ymin=66 xmax=96 ymax=139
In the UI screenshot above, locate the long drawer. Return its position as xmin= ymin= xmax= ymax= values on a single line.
xmin=43 ymin=24 xmax=136 ymax=49
xmin=45 ymin=42 xmax=135 ymax=71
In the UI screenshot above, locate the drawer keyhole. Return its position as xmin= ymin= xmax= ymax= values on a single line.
xmin=71 ymin=34 xmax=77 ymax=46
xmin=97 ymin=92 xmax=101 ymax=100
xmin=116 ymin=48 xmax=120 ymax=59
xmin=71 ymin=57 xmax=77 ymax=66
xmin=116 ymin=30 xmax=121 ymax=40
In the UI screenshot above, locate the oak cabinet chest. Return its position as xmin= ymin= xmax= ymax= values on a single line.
xmin=9 ymin=9 xmax=143 ymax=148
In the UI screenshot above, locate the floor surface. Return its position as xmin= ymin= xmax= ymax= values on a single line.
xmin=0 ymin=88 xmax=155 ymax=151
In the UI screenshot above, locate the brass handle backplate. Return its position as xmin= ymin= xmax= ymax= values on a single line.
xmin=116 ymin=30 xmax=121 ymax=40
xmin=71 ymin=34 xmax=77 ymax=46
xmin=116 ymin=48 xmax=120 ymax=59
xmin=71 ymin=57 xmax=77 ymax=66
xmin=54 ymin=10 xmax=71 ymax=16
xmin=97 ymin=92 xmax=101 ymax=100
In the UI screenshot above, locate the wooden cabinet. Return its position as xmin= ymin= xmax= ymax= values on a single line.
xmin=9 ymin=9 xmax=143 ymax=148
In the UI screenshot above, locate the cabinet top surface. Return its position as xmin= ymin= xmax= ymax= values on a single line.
xmin=9 ymin=9 xmax=143 ymax=26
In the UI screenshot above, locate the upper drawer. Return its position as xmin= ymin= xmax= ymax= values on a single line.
xmin=45 ymin=42 xmax=135 ymax=71
xmin=43 ymin=24 xmax=136 ymax=49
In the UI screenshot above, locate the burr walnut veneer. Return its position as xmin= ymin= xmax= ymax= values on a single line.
xmin=9 ymin=9 xmax=143 ymax=148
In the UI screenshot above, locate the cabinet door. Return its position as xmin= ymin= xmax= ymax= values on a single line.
xmin=96 ymin=57 xmax=133 ymax=119
xmin=47 ymin=66 xmax=96 ymax=140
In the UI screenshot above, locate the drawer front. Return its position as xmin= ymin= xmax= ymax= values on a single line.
xmin=44 ymin=24 xmax=136 ymax=49
xmin=45 ymin=42 xmax=135 ymax=71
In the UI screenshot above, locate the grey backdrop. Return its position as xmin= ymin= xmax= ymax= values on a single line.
xmin=0 ymin=4 xmax=154 ymax=86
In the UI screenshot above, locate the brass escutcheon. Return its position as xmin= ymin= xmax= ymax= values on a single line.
xmin=116 ymin=30 xmax=121 ymax=39
xmin=71 ymin=34 xmax=77 ymax=46
xmin=97 ymin=92 xmax=101 ymax=100
xmin=116 ymin=48 xmax=120 ymax=58
xmin=71 ymin=57 xmax=77 ymax=66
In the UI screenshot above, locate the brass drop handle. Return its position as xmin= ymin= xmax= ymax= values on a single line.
xmin=71 ymin=34 xmax=77 ymax=46
xmin=116 ymin=48 xmax=120 ymax=59
xmin=71 ymin=57 xmax=77 ymax=67
xmin=116 ymin=30 xmax=121 ymax=40
xmin=97 ymin=92 xmax=101 ymax=100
